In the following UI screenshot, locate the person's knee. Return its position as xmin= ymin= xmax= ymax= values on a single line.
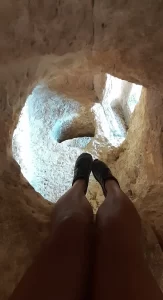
xmin=96 ymin=192 xmax=141 ymax=237
xmin=49 ymin=211 xmax=93 ymax=254
xmin=62 ymin=211 xmax=92 ymax=227
xmin=52 ymin=198 xmax=93 ymax=228
xmin=53 ymin=210 xmax=93 ymax=236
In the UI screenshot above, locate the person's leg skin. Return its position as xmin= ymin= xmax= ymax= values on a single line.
xmin=9 ymin=154 xmax=94 ymax=300
xmin=92 ymin=161 xmax=163 ymax=300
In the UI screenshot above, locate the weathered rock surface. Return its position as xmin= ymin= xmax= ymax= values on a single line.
xmin=1 ymin=0 xmax=163 ymax=299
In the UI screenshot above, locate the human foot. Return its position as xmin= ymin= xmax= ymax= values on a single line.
xmin=92 ymin=159 xmax=119 ymax=196
xmin=72 ymin=153 xmax=93 ymax=194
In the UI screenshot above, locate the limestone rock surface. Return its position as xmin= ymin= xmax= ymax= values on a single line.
xmin=1 ymin=0 xmax=163 ymax=299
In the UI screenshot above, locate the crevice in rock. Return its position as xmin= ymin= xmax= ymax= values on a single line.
xmin=152 ymin=226 xmax=163 ymax=252
xmin=91 ymin=0 xmax=95 ymax=50
xmin=94 ymin=73 xmax=142 ymax=146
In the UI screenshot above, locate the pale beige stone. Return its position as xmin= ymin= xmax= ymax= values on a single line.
xmin=1 ymin=1 xmax=163 ymax=299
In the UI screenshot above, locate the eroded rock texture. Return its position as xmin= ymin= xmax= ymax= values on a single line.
xmin=1 ymin=0 xmax=163 ymax=299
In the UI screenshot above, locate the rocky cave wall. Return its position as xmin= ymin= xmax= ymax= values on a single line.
xmin=1 ymin=0 xmax=163 ymax=299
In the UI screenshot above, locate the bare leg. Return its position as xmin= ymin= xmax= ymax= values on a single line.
xmin=9 ymin=179 xmax=94 ymax=300
xmin=93 ymin=180 xmax=163 ymax=300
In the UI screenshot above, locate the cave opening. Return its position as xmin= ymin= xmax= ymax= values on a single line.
xmin=12 ymin=75 xmax=142 ymax=202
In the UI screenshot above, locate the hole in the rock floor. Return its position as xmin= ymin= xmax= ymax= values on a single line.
xmin=51 ymin=117 xmax=95 ymax=143
xmin=12 ymin=75 xmax=142 ymax=203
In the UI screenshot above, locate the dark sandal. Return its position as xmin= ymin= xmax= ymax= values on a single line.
xmin=72 ymin=153 xmax=93 ymax=194
xmin=92 ymin=159 xmax=120 ymax=196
